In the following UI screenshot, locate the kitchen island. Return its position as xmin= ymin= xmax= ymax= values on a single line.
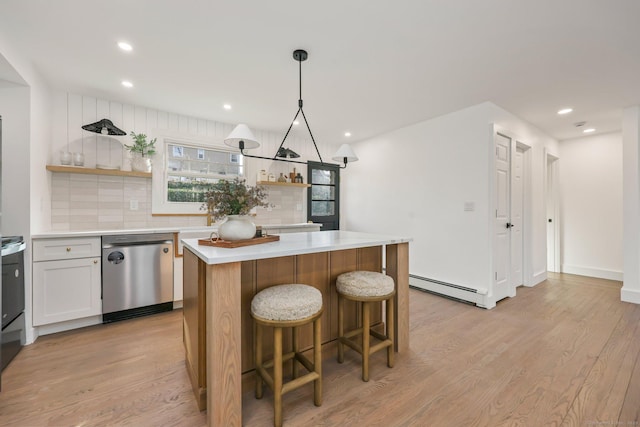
xmin=182 ymin=230 xmax=411 ymax=427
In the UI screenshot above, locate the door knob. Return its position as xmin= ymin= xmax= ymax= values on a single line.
xmin=506 ymin=222 xmax=514 ymax=228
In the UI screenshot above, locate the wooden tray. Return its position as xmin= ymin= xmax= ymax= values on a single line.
xmin=198 ymin=235 xmax=280 ymax=248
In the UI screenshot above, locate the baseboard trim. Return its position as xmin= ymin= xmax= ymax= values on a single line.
xmin=621 ymin=287 xmax=640 ymax=304
xmin=562 ymin=265 xmax=623 ymax=281
xmin=527 ymin=270 xmax=547 ymax=287
xmin=36 ymin=315 xmax=102 ymax=336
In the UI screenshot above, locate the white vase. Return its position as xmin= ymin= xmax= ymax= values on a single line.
xmin=131 ymin=153 xmax=152 ymax=172
xmin=218 ymin=215 xmax=256 ymax=241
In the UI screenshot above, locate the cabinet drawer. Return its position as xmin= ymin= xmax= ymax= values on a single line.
xmin=33 ymin=237 xmax=101 ymax=261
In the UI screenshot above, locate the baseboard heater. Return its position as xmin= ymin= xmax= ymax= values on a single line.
xmin=409 ymin=274 xmax=489 ymax=308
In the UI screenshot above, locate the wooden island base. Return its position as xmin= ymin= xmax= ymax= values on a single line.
xmin=181 ymin=231 xmax=410 ymax=426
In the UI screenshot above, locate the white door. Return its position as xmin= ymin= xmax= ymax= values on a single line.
xmin=511 ymin=147 xmax=524 ymax=287
xmin=546 ymin=155 xmax=559 ymax=272
xmin=494 ymin=133 xmax=511 ymax=301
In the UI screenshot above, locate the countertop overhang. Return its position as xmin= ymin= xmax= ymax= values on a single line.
xmin=182 ymin=230 xmax=412 ymax=265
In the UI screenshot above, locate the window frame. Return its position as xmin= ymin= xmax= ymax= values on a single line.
xmin=151 ymin=134 xmax=243 ymax=214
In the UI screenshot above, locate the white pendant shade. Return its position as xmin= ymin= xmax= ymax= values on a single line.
xmin=224 ymin=124 xmax=260 ymax=149
xmin=331 ymin=144 xmax=359 ymax=163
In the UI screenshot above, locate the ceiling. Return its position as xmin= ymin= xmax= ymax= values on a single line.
xmin=1 ymin=0 xmax=639 ymax=143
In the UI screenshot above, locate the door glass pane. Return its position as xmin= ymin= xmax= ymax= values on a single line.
xmin=311 ymin=185 xmax=335 ymax=200
xmin=311 ymin=201 xmax=335 ymax=216
xmin=311 ymin=169 xmax=335 ymax=185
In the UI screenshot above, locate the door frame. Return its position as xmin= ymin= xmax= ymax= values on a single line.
xmin=545 ymin=151 xmax=561 ymax=273
xmin=489 ymin=125 xmax=533 ymax=305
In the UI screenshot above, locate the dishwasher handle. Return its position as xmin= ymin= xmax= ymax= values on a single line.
xmin=107 ymin=251 xmax=125 ymax=264
xmin=102 ymin=240 xmax=173 ymax=249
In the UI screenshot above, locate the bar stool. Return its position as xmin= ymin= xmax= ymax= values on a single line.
xmin=251 ymin=284 xmax=323 ymax=427
xmin=336 ymin=271 xmax=395 ymax=382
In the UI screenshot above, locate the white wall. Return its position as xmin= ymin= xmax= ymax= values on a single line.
xmin=622 ymin=106 xmax=640 ymax=304
xmin=0 ymin=40 xmax=53 ymax=344
xmin=0 ymin=85 xmax=30 ymax=237
xmin=558 ymin=132 xmax=623 ymax=280
xmin=342 ymin=101 xmax=558 ymax=305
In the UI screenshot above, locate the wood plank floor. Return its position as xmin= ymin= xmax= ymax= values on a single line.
xmin=1 ymin=273 xmax=639 ymax=426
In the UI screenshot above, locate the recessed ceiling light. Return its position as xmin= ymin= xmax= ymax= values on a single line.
xmin=344 ymin=132 xmax=351 ymax=137
xmin=118 ymin=41 xmax=133 ymax=52
xmin=223 ymin=104 xmax=232 ymax=110
xmin=558 ymin=108 xmax=573 ymax=115
xmin=121 ymin=80 xmax=133 ymax=88
xmin=293 ymin=120 xmax=300 ymax=125
xmin=583 ymin=128 xmax=596 ymax=133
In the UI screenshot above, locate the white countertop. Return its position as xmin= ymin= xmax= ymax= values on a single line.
xmin=182 ymin=230 xmax=412 ymax=265
xmin=31 ymin=223 xmax=319 ymax=239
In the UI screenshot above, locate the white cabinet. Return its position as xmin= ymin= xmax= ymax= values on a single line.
xmin=32 ymin=237 xmax=102 ymax=326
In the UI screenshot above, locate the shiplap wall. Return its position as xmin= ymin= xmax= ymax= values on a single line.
xmin=49 ymin=91 xmax=332 ymax=230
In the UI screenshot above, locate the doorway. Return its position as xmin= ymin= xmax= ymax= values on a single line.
xmin=546 ymin=153 xmax=560 ymax=272
xmin=307 ymin=161 xmax=340 ymax=230
xmin=493 ymin=131 xmax=531 ymax=302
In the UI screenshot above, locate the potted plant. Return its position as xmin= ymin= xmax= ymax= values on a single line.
xmin=125 ymin=131 xmax=157 ymax=172
xmin=202 ymin=178 xmax=270 ymax=240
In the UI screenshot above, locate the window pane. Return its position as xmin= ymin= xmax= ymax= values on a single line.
xmin=311 ymin=185 xmax=335 ymax=200
xmin=311 ymin=169 xmax=335 ymax=185
xmin=165 ymin=142 xmax=243 ymax=204
xmin=311 ymin=201 xmax=335 ymax=216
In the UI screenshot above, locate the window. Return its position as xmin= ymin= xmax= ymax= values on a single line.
xmin=152 ymin=137 xmax=244 ymax=213
xmin=165 ymin=141 xmax=244 ymax=203
xmin=307 ymin=161 xmax=340 ymax=230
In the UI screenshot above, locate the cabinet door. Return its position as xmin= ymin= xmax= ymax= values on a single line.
xmin=33 ymin=257 xmax=102 ymax=326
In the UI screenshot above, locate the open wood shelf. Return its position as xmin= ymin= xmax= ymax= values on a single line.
xmin=46 ymin=165 xmax=152 ymax=178
xmin=256 ymin=181 xmax=310 ymax=188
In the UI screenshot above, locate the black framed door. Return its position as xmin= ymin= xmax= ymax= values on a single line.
xmin=307 ymin=161 xmax=340 ymax=230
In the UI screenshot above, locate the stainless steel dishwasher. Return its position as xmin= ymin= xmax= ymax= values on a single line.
xmin=102 ymin=233 xmax=174 ymax=323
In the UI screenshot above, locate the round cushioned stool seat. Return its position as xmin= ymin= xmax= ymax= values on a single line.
xmin=336 ymin=271 xmax=395 ymax=298
xmin=251 ymin=284 xmax=323 ymax=321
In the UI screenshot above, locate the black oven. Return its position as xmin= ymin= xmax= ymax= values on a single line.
xmin=1 ymin=236 xmax=26 ymax=374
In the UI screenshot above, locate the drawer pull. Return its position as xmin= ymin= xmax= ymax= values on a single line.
xmin=93 ymin=260 xmax=98 ymax=264
xmin=66 ymin=247 xmax=71 ymax=252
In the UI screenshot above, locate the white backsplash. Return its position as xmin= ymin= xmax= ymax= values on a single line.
xmin=51 ymin=173 xmax=305 ymax=231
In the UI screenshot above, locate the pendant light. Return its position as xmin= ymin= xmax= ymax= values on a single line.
xmin=81 ymin=118 xmax=126 ymax=136
xmin=224 ymin=49 xmax=358 ymax=168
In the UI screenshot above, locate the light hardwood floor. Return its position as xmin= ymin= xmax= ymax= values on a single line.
xmin=1 ymin=273 xmax=639 ymax=426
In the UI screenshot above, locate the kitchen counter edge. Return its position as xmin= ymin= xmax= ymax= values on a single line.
xmin=31 ymin=223 xmax=321 ymax=239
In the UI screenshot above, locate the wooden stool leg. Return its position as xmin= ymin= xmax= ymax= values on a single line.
xmin=362 ymin=301 xmax=370 ymax=382
xmin=313 ymin=317 xmax=322 ymax=406
xmin=255 ymin=322 xmax=263 ymax=399
xmin=387 ymin=296 xmax=395 ymax=368
xmin=292 ymin=326 xmax=299 ymax=379
xmin=337 ymin=294 xmax=344 ymax=363
xmin=274 ymin=327 xmax=283 ymax=427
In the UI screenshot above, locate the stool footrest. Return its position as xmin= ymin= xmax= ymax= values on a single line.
xmin=370 ymin=329 xmax=389 ymax=342
xmin=294 ymin=352 xmax=315 ymax=373
xmin=339 ymin=336 xmax=363 ymax=354
xmin=369 ymin=339 xmax=393 ymax=354
xmin=263 ymin=351 xmax=296 ymax=369
xmin=282 ymin=372 xmax=320 ymax=395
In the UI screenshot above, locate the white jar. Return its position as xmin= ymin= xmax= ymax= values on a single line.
xmin=73 ymin=152 xmax=85 ymax=166
xmin=60 ymin=151 xmax=72 ymax=165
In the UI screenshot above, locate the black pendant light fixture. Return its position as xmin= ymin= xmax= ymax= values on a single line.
xmin=224 ymin=49 xmax=358 ymax=168
xmin=81 ymin=118 xmax=126 ymax=136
